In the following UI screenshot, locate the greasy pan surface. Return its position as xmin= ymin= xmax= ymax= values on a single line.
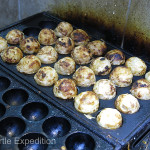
xmin=0 ymin=12 xmax=150 ymax=149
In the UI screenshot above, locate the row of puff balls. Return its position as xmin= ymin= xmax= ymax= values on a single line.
xmin=0 ymin=21 xmax=150 ymax=130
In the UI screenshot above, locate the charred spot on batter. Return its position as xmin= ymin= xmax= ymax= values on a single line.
xmin=68 ymin=38 xmax=72 ymax=46
xmin=114 ymin=53 xmax=123 ymax=60
xmin=132 ymin=82 xmax=139 ymax=89
xmin=139 ymin=83 xmax=148 ymax=87
xmin=60 ymin=61 xmax=70 ymax=67
xmin=26 ymin=45 xmax=30 ymax=49
xmin=39 ymin=70 xmax=46 ymax=78
xmin=100 ymin=57 xmax=105 ymax=61
xmin=29 ymin=37 xmax=34 ymax=42
xmin=27 ymin=40 xmax=30 ymax=42
xmin=58 ymin=80 xmax=73 ymax=92
xmin=58 ymin=40 xmax=66 ymax=47
xmin=87 ymin=73 xmax=93 ymax=79
xmin=73 ymin=32 xmax=87 ymax=42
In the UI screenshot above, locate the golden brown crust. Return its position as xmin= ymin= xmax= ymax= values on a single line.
xmin=87 ymin=40 xmax=107 ymax=56
xmin=74 ymin=91 xmax=99 ymax=114
xmin=109 ymin=66 xmax=133 ymax=87
xmin=55 ymin=37 xmax=74 ymax=54
xmin=0 ymin=37 xmax=8 ymax=53
xmin=71 ymin=45 xmax=92 ymax=65
xmin=125 ymin=57 xmax=147 ymax=76
xmin=20 ymin=37 xmax=40 ymax=54
xmin=6 ymin=29 xmax=24 ymax=45
xmin=38 ymin=29 xmax=57 ymax=45
xmin=55 ymin=22 xmax=73 ymax=37
xmin=73 ymin=66 xmax=96 ymax=87
xmin=1 ymin=46 xmax=23 ymax=63
xmin=34 ymin=66 xmax=58 ymax=86
xmin=16 ymin=55 xmax=41 ymax=74
xmin=53 ymin=78 xmax=77 ymax=99
xmin=105 ymin=49 xmax=125 ymax=65
xmin=54 ymin=57 xmax=76 ymax=75
xmin=130 ymin=79 xmax=150 ymax=100
xmin=71 ymin=29 xmax=90 ymax=45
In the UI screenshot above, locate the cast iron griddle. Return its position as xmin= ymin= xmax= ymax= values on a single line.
xmin=0 ymin=12 xmax=150 ymax=149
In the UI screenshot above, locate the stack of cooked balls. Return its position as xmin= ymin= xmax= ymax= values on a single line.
xmin=1 ymin=21 xmax=150 ymax=131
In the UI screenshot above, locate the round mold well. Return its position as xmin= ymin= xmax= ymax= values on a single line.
xmin=0 ymin=103 xmax=6 ymax=118
xmin=22 ymin=102 xmax=49 ymax=121
xmin=0 ymin=77 xmax=10 ymax=92
xmin=18 ymin=133 xmax=48 ymax=150
xmin=3 ymin=89 xmax=28 ymax=106
xmin=42 ymin=117 xmax=71 ymax=138
xmin=65 ymin=132 xmax=95 ymax=150
xmin=0 ymin=117 xmax=26 ymax=137
xmin=23 ymin=27 xmax=41 ymax=36
xmin=39 ymin=21 xmax=57 ymax=29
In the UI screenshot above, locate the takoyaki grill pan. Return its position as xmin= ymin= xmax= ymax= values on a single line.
xmin=0 ymin=12 xmax=150 ymax=150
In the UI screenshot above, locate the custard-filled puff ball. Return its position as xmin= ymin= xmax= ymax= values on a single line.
xmin=34 ymin=66 xmax=58 ymax=86
xmin=0 ymin=37 xmax=7 ymax=53
xmin=93 ymin=79 xmax=116 ymax=100
xmin=130 ymin=79 xmax=150 ymax=100
xmin=54 ymin=57 xmax=76 ymax=75
xmin=71 ymin=29 xmax=90 ymax=45
xmin=125 ymin=57 xmax=147 ymax=76
xmin=20 ymin=37 xmax=40 ymax=54
xmin=74 ymin=91 xmax=99 ymax=114
xmin=1 ymin=46 xmax=23 ymax=63
xmin=115 ymin=94 xmax=140 ymax=114
xmin=97 ymin=108 xmax=122 ymax=130
xmin=36 ymin=46 xmax=58 ymax=64
xmin=16 ymin=55 xmax=41 ymax=74
xmin=73 ymin=66 xmax=96 ymax=87
xmin=90 ymin=57 xmax=111 ymax=75
xmin=53 ymin=78 xmax=77 ymax=99
xmin=105 ymin=49 xmax=125 ymax=65
xmin=54 ymin=21 xmax=73 ymax=37
xmin=71 ymin=45 xmax=92 ymax=65
xmin=55 ymin=37 xmax=74 ymax=54
xmin=6 ymin=29 xmax=24 ymax=44
xmin=109 ymin=66 xmax=133 ymax=87
xmin=87 ymin=40 xmax=107 ymax=56
xmin=38 ymin=29 xmax=56 ymax=45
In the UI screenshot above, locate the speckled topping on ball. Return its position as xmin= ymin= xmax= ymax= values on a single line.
xmin=71 ymin=45 xmax=92 ymax=65
xmin=109 ymin=66 xmax=133 ymax=87
xmin=97 ymin=108 xmax=122 ymax=130
xmin=73 ymin=66 xmax=96 ymax=87
xmin=71 ymin=29 xmax=90 ymax=45
xmin=20 ymin=37 xmax=40 ymax=54
xmin=53 ymin=78 xmax=77 ymax=99
xmin=115 ymin=94 xmax=140 ymax=114
xmin=55 ymin=37 xmax=74 ymax=54
xmin=0 ymin=37 xmax=7 ymax=53
xmin=90 ymin=57 xmax=111 ymax=75
xmin=74 ymin=91 xmax=99 ymax=114
xmin=105 ymin=49 xmax=125 ymax=65
xmin=34 ymin=66 xmax=58 ymax=86
xmin=93 ymin=79 xmax=116 ymax=100
xmin=16 ymin=55 xmax=41 ymax=74
xmin=55 ymin=22 xmax=73 ymax=37
xmin=36 ymin=46 xmax=58 ymax=64
xmin=6 ymin=29 xmax=24 ymax=45
xmin=38 ymin=28 xmax=57 ymax=45
xmin=130 ymin=79 xmax=150 ymax=100
xmin=125 ymin=57 xmax=147 ymax=76
xmin=87 ymin=40 xmax=107 ymax=56
xmin=54 ymin=57 xmax=76 ymax=75
xmin=1 ymin=46 xmax=23 ymax=63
